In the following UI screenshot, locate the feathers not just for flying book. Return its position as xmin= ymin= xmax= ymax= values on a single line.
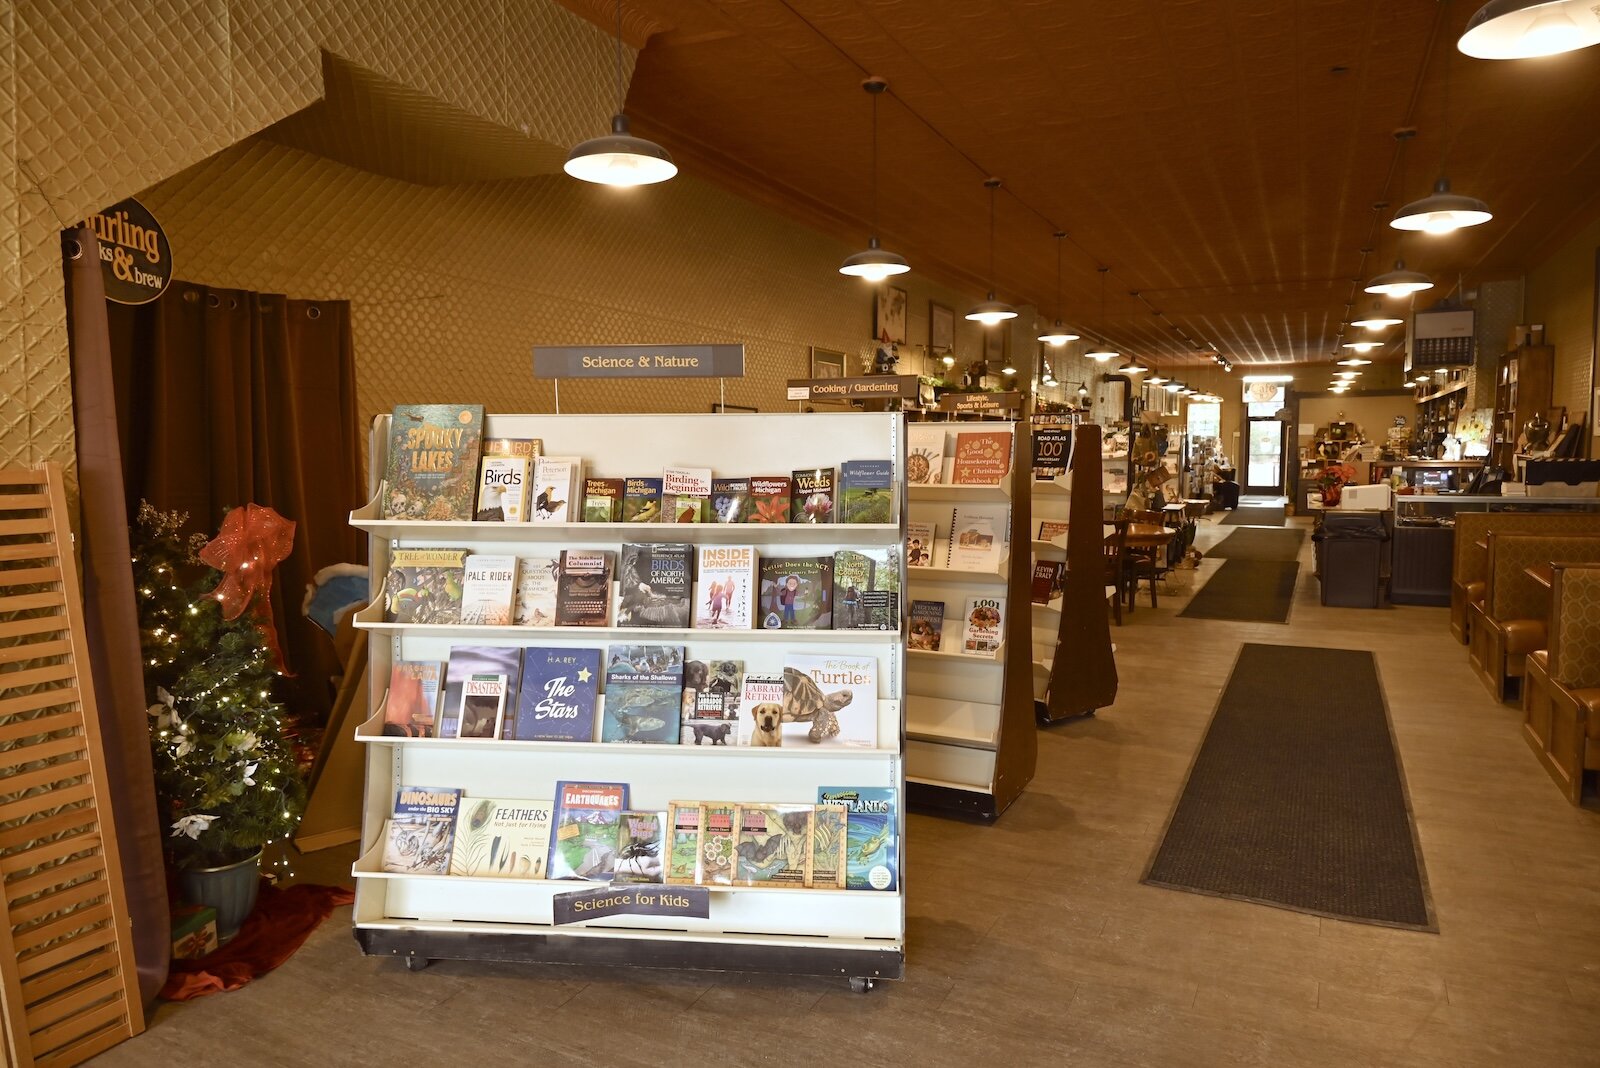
xmin=380 ymin=404 xmax=483 ymax=521
xmin=384 ymin=660 xmax=443 ymax=737
xmin=616 ymin=543 xmax=693 ymax=628
xmin=548 ymin=781 xmax=629 ymax=882
xmin=459 ymin=554 xmax=518 ymax=626
xmin=449 ymin=797 xmax=553 ymax=879
xmin=818 ymin=786 xmax=898 ymax=891
xmin=382 ymin=548 xmax=466 ymax=624
xmin=510 ymin=647 xmax=601 ymax=742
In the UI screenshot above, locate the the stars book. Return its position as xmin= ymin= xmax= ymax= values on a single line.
xmin=509 ymin=647 xmax=601 ymax=742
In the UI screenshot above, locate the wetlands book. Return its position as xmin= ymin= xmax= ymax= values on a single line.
xmin=734 ymin=804 xmax=813 ymax=887
xmin=548 ymin=781 xmax=629 ymax=882
xmin=710 ymin=478 xmax=749 ymax=523
xmin=449 ymin=797 xmax=553 ymax=879
xmin=621 ymin=477 xmax=664 ymax=523
xmin=810 ymin=804 xmax=849 ymax=889
xmin=582 ymin=478 xmax=626 ymax=523
xmin=694 ymin=545 xmax=756 ymax=630
xmin=601 ymin=644 xmax=684 ymax=744
xmin=905 ymin=424 xmax=946 ymax=485
xmin=459 ymin=554 xmax=517 ymax=626
xmin=384 ymin=660 xmax=443 ymax=737
xmin=832 ymin=548 xmax=898 ymax=632
xmin=439 ymin=645 xmax=522 ymax=739
xmin=758 ymin=556 xmax=833 ymax=630
xmin=747 ymin=476 xmax=792 ymax=524
xmin=950 ymin=429 xmax=1012 ymax=485
xmin=790 ymin=467 xmax=835 ymax=524
xmin=839 ymin=459 xmax=894 ymax=524
xmin=475 ymin=455 xmax=529 ymax=522
xmin=512 ymin=555 xmax=560 ymax=627
xmin=380 ymin=404 xmax=484 ymax=521
xmin=555 ymin=550 xmax=613 ymax=627
xmin=818 ymin=786 xmax=898 ymax=891
xmin=510 ymin=647 xmax=601 ymax=742
xmin=383 ymin=548 xmax=467 ymax=624
xmin=664 ymin=802 xmax=703 ymax=884
xmin=783 ymin=654 xmax=879 ymax=748
xmin=611 ymin=810 xmax=666 ymax=884
xmin=617 ymin=543 xmax=693 ymax=628
xmin=908 ymin=599 xmax=945 ymax=652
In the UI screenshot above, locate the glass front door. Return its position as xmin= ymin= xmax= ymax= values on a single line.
xmin=1245 ymin=418 xmax=1285 ymax=494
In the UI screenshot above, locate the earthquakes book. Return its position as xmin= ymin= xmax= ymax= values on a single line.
xmin=380 ymin=404 xmax=483 ymax=521
xmin=547 ymin=780 xmax=630 ymax=881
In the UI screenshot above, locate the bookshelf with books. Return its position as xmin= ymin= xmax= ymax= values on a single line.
xmin=1029 ymin=415 xmax=1072 ymax=712
xmin=351 ymin=410 xmax=906 ymax=988
xmin=902 ymin=421 xmax=1038 ymax=820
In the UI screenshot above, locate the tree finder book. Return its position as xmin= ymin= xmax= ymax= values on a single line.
xmin=950 ymin=429 xmax=1012 ymax=485
xmin=783 ymin=654 xmax=878 ymax=747
xmin=555 ymin=549 xmax=613 ymax=626
xmin=439 ymin=645 xmax=522 ymax=739
xmin=512 ymin=555 xmax=560 ymax=627
xmin=818 ymin=786 xmax=898 ymax=891
xmin=510 ymin=647 xmax=601 ymax=741
xmin=548 ymin=780 xmax=629 ymax=881
xmin=583 ymin=477 xmax=626 ymax=522
xmin=711 ymin=477 xmax=749 ymax=523
xmin=839 ymin=459 xmax=894 ymax=523
xmin=695 ymin=545 xmax=755 ymax=630
xmin=759 ymin=556 xmax=833 ymax=629
xmin=811 ymin=803 xmax=849 ymax=889
xmin=832 ymin=548 xmax=898 ymax=631
xmin=382 ymin=548 xmax=466 ymax=624
xmin=622 ymin=476 xmax=664 ymax=523
xmin=617 ymin=543 xmax=693 ymax=627
xmin=475 ymin=455 xmax=529 ymax=522
xmin=384 ymin=660 xmax=443 ymax=737
xmin=908 ymin=599 xmax=945 ymax=651
xmin=459 ymin=553 xmax=517 ymax=626
xmin=734 ymin=804 xmax=813 ymax=887
xmin=449 ymin=797 xmax=553 ymax=879
xmin=380 ymin=404 xmax=483 ymax=521
xmin=748 ymin=476 xmax=792 ymax=523
xmin=612 ymin=810 xmax=666 ymax=884
xmin=790 ymin=466 xmax=835 ymax=523
xmin=665 ymin=802 xmax=703 ymax=884
xmin=601 ymin=644 xmax=684 ymax=744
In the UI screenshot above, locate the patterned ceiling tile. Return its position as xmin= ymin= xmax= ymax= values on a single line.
xmin=227 ymin=0 xmax=389 ymax=139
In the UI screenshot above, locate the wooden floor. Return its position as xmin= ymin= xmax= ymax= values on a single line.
xmin=95 ymin=516 xmax=1600 ymax=1067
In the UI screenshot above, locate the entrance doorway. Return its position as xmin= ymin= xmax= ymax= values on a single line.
xmin=1245 ymin=417 xmax=1286 ymax=495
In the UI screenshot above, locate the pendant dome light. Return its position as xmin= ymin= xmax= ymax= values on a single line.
xmin=1391 ymin=36 xmax=1492 ymax=233
xmin=1351 ymin=301 xmax=1404 ymax=330
xmin=1084 ymin=267 xmax=1119 ymax=361
xmin=1146 ymin=373 xmax=1170 ymax=385
xmin=1459 ymin=0 xmax=1600 ymax=58
xmin=1163 ymin=380 xmax=1184 ymax=393
xmin=564 ymin=1 xmax=678 ymax=186
xmin=838 ymin=78 xmax=910 ymax=281
xmin=1338 ymin=357 xmax=1374 ymax=366
xmin=1365 ymin=259 xmax=1435 ymax=298
xmin=1343 ymin=340 xmax=1383 ymax=352
xmin=1037 ymin=232 xmax=1080 ymax=345
xmin=966 ymin=179 xmax=1017 ymax=324
xmin=1116 ymin=358 xmax=1148 ymax=375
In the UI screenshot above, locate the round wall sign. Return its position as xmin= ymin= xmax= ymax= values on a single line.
xmin=83 ymin=197 xmax=172 ymax=305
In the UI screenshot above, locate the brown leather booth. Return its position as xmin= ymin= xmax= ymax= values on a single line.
xmin=1468 ymin=532 xmax=1600 ymax=701
xmin=1522 ymin=563 xmax=1600 ymax=804
xmin=1450 ymin=512 xmax=1600 ymax=645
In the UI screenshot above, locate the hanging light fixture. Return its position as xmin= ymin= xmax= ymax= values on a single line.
xmin=1337 ymin=371 xmax=1362 ymax=381
xmin=1365 ymin=260 xmax=1435 ymax=297
xmin=1459 ymin=0 xmax=1600 ymax=58
xmin=1001 ymin=362 xmax=1018 ymax=376
xmin=1391 ymin=41 xmax=1492 ymax=233
xmin=1116 ymin=358 xmax=1148 ymax=375
xmin=1037 ymin=232 xmax=1079 ymax=345
xmin=1351 ymin=302 xmax=1403 ymax=330
xmin=565 ymin=1 xmax=678 ymax=186
xmin=1338 ymin=357 xmax=1374 ymax=366
xmin=1084 ymin=266 xmax=1119 ymax=360
xmin=838 ymin=79 xmax=910 ymax=281
xmin=1146 ymin=373 xmax=1170 ymax=385
xmin=941 ymin=354 xmax=955 ymax=367
xmin=966 ymin=179 xmax=1017 ymax=324
xmin=1163 ymin=380 xmax=1184 ymax=393
xmin=1343 ymin=340 xmax=1383 ymax=352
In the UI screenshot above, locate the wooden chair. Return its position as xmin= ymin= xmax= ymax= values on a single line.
xmin=1123 ymin=509 xmax=1169 ymax=610
xmin=1468 ymin=531 xmax=1600 ymax=701
xmin=1451 ymin=512 xmax=1600 ymax=645
xmin=1522 ymin=563 xmax=1600 ymax=804
xmin=1103 ymin=520 xmax=1128 ymax=626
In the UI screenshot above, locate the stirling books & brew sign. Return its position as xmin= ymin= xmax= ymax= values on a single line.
xmin=81 ymin=197 xmax=172 ymax=305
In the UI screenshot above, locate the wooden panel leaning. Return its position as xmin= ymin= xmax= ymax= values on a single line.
xmin=1450 ymin=511 xmax=1600 ymax=645
xmin=1522 ymin=563 xmax=1600 ymax=805
xmin=0 ymin=464 xmax=143 ymax=1067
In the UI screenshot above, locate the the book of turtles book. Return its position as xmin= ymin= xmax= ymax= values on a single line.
xmin=747 ymin=476 xmax=792 ymax=524
xmin=380 ymin=404 xmax=483 ymax=521
xmin=908 ymin=600 xmax=945 ymax=652
xmin=384 ymin=660 xmax=442 ymax=737
xmin=475 ymin=455 xmax=529 ymax=523
xmin=818 ymin=786 xmax=898 ymax=891
xmin=449 ymin=797 xmax=553 ymax=879
xmin=439 ymin=645 xmax=522 ymax=739
xmin=382 ymin=785 xmax=463 ymax=875
xmin=621 ymin=476 xmax=664 ymax=523
xmin=839 ymin=459 xmax=894 ymax=524
xmin=512 ymin=555 xmax=560 ymax=627
xmin=601 ymin=644 xmax=684 ymax=744
xmin=758 ymin=556 xmax=833 ymax=630
xmin=734 ymin=804 xmax=814 ymax=887
xmin=906 ymin=424 xmax=946 ymax=485
xmin=664 ymin=802 xmax=703 ymax=884
xmin=810 ymin=803 xmax=849 ymax=889
xmin=509 ymin=647 xmax=601 ymax=742
xmin=617 ymin=543 xmax=693 ymax=628
xmin=459 ymin=554 xmax=517 ymax=626
xmin=710 ymin=478 xmax=749 ymax=523
xmin=611 ymin=810 xmax=666 ymax=884
xmin=700 ymin=802 xmax=738 ymax=886
xmin=382 ymin=548 xmax=467 ymax=624
xmin=547 ymin=781 xmax=629 ymax=882
xmin=555 ymin=549 xmax=613 ymax=626
xmin=695 ymin=545 xmax=755 ymax=630
xmin=582 ymin=477 xmax=626 ymax=523
xmin=831 ymin=548 xmax=898 ymax=632
xmin=790 ymin=466 xmax=835 ymax=524
xmin=782 ymin=654 xmax=878 ymax=748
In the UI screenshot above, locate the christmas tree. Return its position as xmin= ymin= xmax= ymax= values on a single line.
xmin=133 ymin=502 xmax=306 ymax=870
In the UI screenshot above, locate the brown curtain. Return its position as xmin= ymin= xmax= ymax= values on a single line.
xmin=64 ymin=226 xmax=170 ymax=1010
xmin=105 ymin=282 xmax=366 ymax=725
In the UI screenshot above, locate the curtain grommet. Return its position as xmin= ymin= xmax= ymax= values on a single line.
xmin=306 ymin=306 xmax=321 ymax=320
xmin=206 ymin=293 xmax=221 ymax=308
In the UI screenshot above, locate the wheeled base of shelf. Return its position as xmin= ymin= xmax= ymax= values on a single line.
xmin=907 ymin=777 xmax=1008 ymax=822
xmin=354 ymin=927 xmax=902 ymax=988
xmin=1036 ymin=701 xmax=1101 ymax=726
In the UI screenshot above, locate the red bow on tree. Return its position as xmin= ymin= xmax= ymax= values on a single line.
xmin=199 ymin=504 xmax=297 ymax=674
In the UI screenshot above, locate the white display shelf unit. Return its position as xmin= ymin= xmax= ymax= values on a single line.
xmin=902 ymin=422 xmax=1037 ymax=821
xmin=1031 ymin=468 xmax=1072 ymax=711
xmin=351 ymin=411 xmax=906 ymax=986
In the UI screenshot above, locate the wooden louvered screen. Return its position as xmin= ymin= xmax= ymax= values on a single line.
xmin=0 ymin=464 xmax=143 ymax=1067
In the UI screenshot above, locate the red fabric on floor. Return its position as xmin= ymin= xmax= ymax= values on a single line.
xmin=160 ymin=880 xmax=353 ymax=1001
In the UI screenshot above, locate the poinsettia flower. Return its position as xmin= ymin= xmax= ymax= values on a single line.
xmin=170 ymin=814 xmax=218 ymax=839
xmin=241 ymin=762 xmax=258 ymax=787
xmin=229 ymin=730 xmax=260 ymax=753
xmin=174 ymin=737 xmax=195 ymax=758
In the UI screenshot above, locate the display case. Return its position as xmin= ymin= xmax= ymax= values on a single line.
xmin=1492 ymin=346 xmax=1554 ymax=470
xmin=1370 ymin=460 xmax=1485 ymax=494
xmin=1389 ymin=494 xmax=1600 ymax=605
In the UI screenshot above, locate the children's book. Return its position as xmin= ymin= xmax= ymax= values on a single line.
xmin=710 ymin=478 xmax=749 ymax=523
xmin=382 ymin=548 xmax=467 ymax=624
xmin=905 ymin=522 xmax=936 ymax=568
xmin=810 ymin=804 xmax=848 ymax=889
xmin=439 ymin=645 xmax=522 ymax=739
xmin=946 ymin=505 xmax=1010 ymax=572
xmin=790 ymin=467 xmax=835 ymax=524
xmin=908 ymin=600 xmax=945 ymax=652
xmin=950 ymin=429 xmax=1012 ymax=485
xmin=622 ymin=476 xmax=664 ymax=523
xmin=738 ymin=674 xmax=784 ymax=747
xmin=548 ymin=781 xmax=629 ymax=881
xmin=582 ymin=477 xmax=626 ymax=523
xmin=664 ymin=802 xmax=703 ymax=884
xmin=456 ymin=673 xmax=509 ymax=739
xmin=748 ymin=476 xmax=792 ymax=524
xmin=380 ymin=404 xmax=483 ymax=521
xmin=960 ymin=596 xmax=1005 ymax=657
xmin=382 ymin=785 xmax=463 ymax=875
xmin=611 ymin=810 xmax=666 ymax=884
xmin=694 ymin=545 xmax=755 ymax=630
xmin=555 ymin=549 xmax=613 ymax=626
xmin=758 ymin=556 xmax=833 ymax=629
xmin=530 ymin=456 xmax=582 ymax=524
xmin=831 ymin=549 xmax=898 ymax=631
xmin=817 ymin=786 xmax=898 ymax=891
xmin=482 ymin=437 xmax=541 ymax=462
xmin=700 ymin=802 xmax=737 ymax=886
xmin=449 ymin=797 xmax=553 ymax=879
xmin=617 ymin=543 xmax=693 ymax=628
xmin=512 ymin=555 xmax=560 ymax=627
xmin=384 ymin=660 xmax=443 ymax=737
xmin=680 ymin=658 xmax=743 ymax=745
xmin=734 ymin=804 xmax=813 ymax=887
xmin=459 ymin=554 xmax=517 ymax=626
xmin=1031 ymin=560 xmax=1065 ymax=604
xmin=601 ymin=644 xmax=684 ymax=744
xmin=906 ymin=424 xmax=946 ymax=485
xmin=782 ymin=654 xmax=878 ymax=748
xmin=475 ymin=455 xmax=529 ymax=522
xmin=509 ymin=647 xmax=601 ymax=742
xmin=839 ymin=460 xmax=894 ymax=523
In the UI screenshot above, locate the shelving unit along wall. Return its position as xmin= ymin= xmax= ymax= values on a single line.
xmin=350 ymin=412 xmax=906 ymax=986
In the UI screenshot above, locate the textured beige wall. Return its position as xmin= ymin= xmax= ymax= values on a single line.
xmin=1525 ymin=214 xmax=1600 ymax=429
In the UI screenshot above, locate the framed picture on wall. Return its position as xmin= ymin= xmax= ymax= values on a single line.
xmin=929 ymin=301 xmax=954 ymax=354
xmin=875 ymin=285 xmax=908 ymax=346
xmin=982 ymin=326 xmax=1006 ymax=364
xmin=810 ymin=347 xmax=847 ymax=379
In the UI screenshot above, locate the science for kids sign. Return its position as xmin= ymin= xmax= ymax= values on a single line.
xmin=552 ymin=885 xmax=711 ymax=925
xmin=82 ymin=197 xmax=172 ymax=305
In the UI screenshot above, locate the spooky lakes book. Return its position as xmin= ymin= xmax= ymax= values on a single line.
xmin=380 ymin=404 xmax=483 ymax=521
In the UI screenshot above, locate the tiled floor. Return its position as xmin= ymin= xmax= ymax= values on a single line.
xmin=94 ymin=517 xmax=1600 ymax=1066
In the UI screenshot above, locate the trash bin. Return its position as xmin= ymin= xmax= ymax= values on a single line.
xmin=1314 ymin=511 xmax=1387 ymax=608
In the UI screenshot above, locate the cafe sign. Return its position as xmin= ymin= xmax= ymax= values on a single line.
xmin=84 ymin=197 xmax=172 ymax=305
xmin=533 ymin=344 xmax=745 ymax=378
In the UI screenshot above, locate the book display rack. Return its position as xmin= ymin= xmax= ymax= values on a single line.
xmin=350 ymin=412 xmax=906 ymax=989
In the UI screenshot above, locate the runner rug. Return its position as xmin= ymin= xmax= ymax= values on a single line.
xmin=1220 ymin=504 xmax=1287 ymax=527
xmin=1178 ymin=559 xmax=1299 ymax=623
xmin=1207 ymin=527 xmax=1305 ymax=563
